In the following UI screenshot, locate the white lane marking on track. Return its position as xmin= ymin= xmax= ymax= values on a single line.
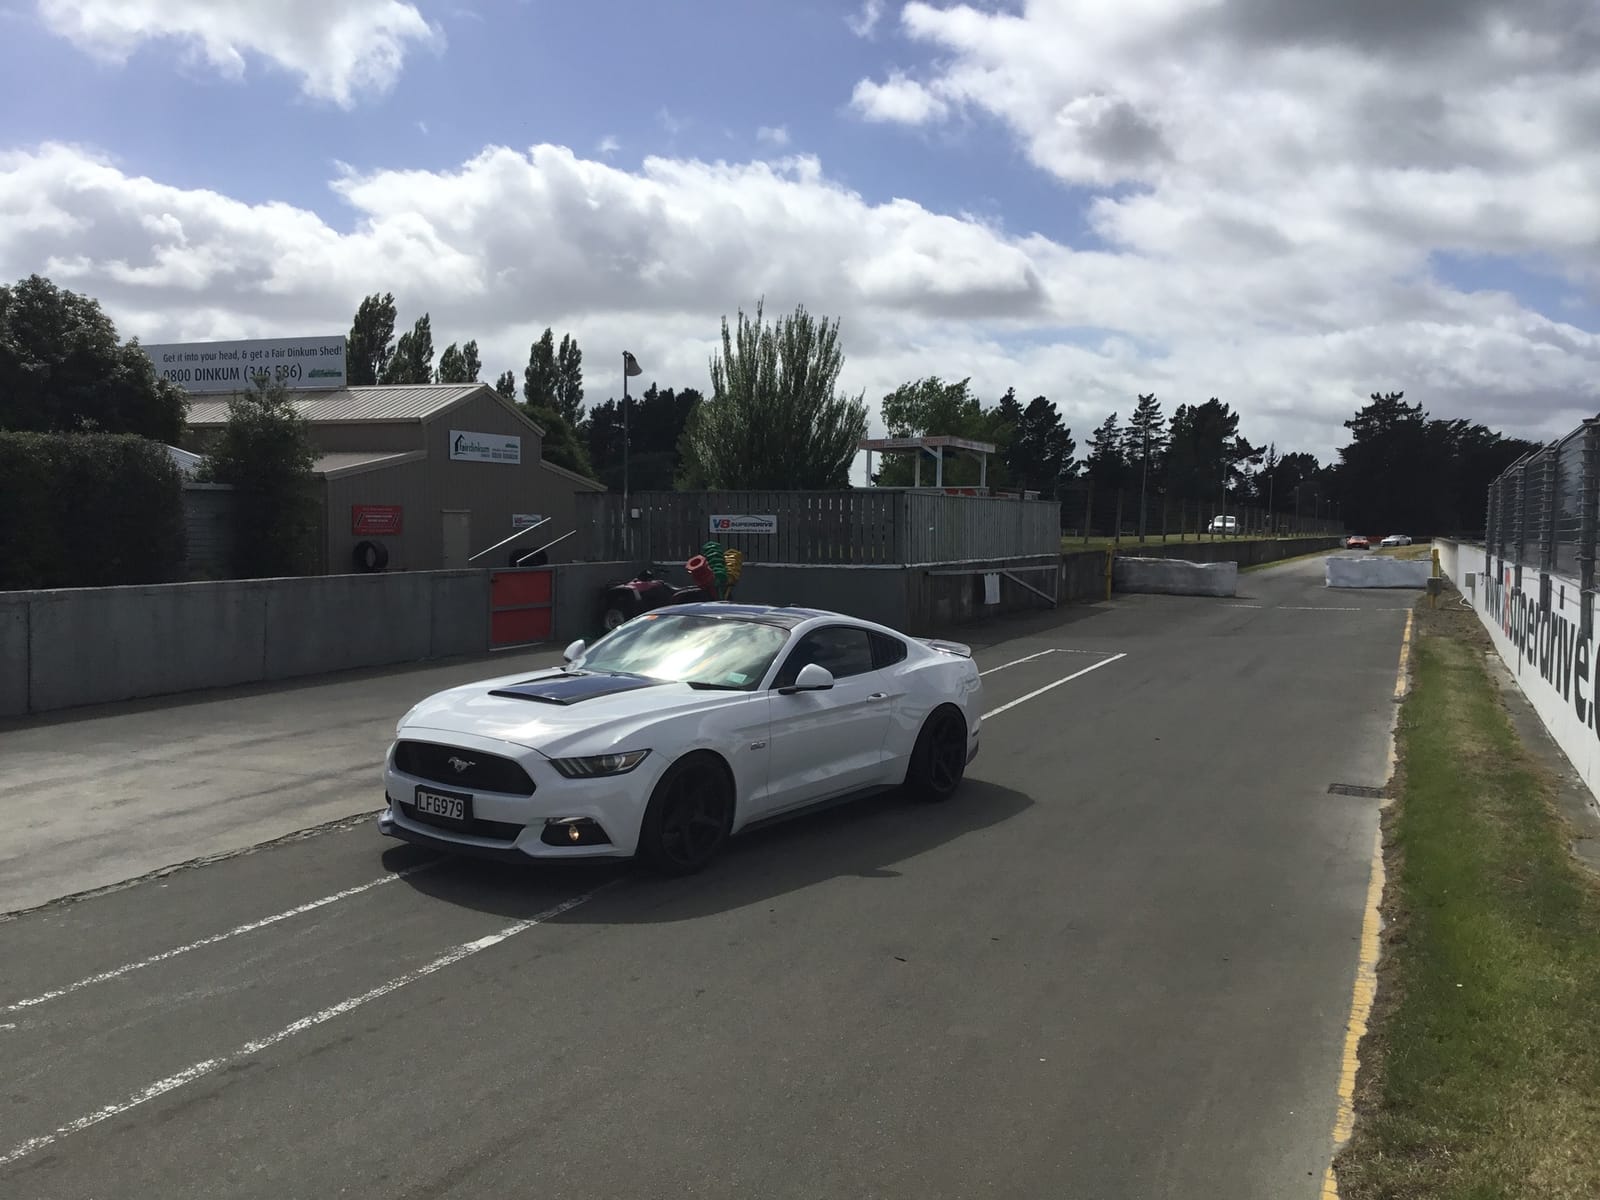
xmin=981 ymin=649 xmax=1061 ymax=675
xmin=3 ymin=863 xmax=438 ymax=1015
xmin=0 ymin=883 xmax=616 ymax=1169
xmin=983 ymin=653 xmax=1127 ymax=720
xmin=980 ymin=648 xmax=1106 ymax=676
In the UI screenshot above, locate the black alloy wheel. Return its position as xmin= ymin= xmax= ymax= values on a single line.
xmin=908 ymin=707 xmax=968 ymax=802
xmin=638 ymin=754 xmax=735 ymax=875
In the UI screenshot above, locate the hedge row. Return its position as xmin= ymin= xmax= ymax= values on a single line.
xmin=0 ymin=432 xmax=186 ymax=590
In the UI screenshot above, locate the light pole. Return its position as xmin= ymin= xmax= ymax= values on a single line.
xmin=621 ymin=350 xmax=642 ymax=557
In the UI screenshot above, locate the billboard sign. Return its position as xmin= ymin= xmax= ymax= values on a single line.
xmin=141 ymin=335 xmax=346 ymax=394
xmin=450 ymin=430 xmax=522 ymax=464
xmin=710 ymin=514 xmax=777 ymax=535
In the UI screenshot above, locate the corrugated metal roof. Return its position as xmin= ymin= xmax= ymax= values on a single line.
xmin=313 ymin=450 xmax=425 ymax=478
xmin=186 ymin=383 xmax=486 ymax=426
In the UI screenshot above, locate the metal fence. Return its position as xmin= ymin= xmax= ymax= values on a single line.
xmin=1058 ymin=484 xmax=1344 ymax=544
xmin=573 ymin=489 xmax=1062 ymax=565
xmin=1484 ymin=421 xmax=1597 ymax=632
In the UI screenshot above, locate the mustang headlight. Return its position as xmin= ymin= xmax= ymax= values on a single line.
xmin=549 ymin=750 xmax=651 ymax=779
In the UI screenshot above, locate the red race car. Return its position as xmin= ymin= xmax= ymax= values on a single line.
xmin=1346 ymin=534 xmax=1370 ymax=550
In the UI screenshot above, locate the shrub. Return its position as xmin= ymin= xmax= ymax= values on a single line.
xmin=199 ymin=375 xmax=319 ymax=577
xmin=0 ymin=432 xmax=186 ymax=590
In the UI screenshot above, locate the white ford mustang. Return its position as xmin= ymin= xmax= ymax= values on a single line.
xmin=378 ymin=602 xmax=984 ymax=874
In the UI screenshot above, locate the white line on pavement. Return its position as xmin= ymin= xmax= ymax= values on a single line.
xmin=0 ymin=883 xmax=616 ymax=1170
xmin=3 ymin=862 xmax=438 ymax=1015
xmin=980 ymin=649 xmax=1062 ymax=675
xmin=983 ymin=653 xmax=1127 ymax=720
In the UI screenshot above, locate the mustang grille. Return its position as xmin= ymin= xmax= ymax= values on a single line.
xmin=393 ymin=741 xmax=536 ymax=796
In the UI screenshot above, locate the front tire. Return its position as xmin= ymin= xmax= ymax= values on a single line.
xmin=905 ymin=706 xmax=968 ymax=802
xmin=636 ymin=753 xmax=735 ymax=875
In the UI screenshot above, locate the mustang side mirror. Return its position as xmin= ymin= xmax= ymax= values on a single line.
xmin=781 ymin=663 xmax=835 ymax=694
xmin=563 ymin=639 xmax=586 ymax=664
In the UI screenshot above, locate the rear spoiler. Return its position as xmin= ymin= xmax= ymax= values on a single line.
xmin=919 ymin=638 xmax=973 ymax=658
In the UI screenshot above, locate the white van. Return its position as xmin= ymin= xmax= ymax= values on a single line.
xmin=1207 ymin=515 xmax=1240 ymax=534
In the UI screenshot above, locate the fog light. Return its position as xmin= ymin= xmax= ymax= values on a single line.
xmin=541 ymin=817 xmax=613 ymax=847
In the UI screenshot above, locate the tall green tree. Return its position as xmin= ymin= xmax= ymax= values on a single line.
xmin=380 ymin=313 xmax=433 ymax=384
xmin=346 ymin=292 xmax=397 ymax=386
xmin=523 ymin=328 xmax=558 ymax=409
xmin=1164 ymin=398 xmax=1260 ymax=501
xmin=1007 ymin=395 xmax=1076 ymax=496
xmin=198 ymin=374 xmax=319 ymax=577
xmin=0 ymin=274 xmax=188 ymax=441
xmin=435 ymin=342 xmax=469 ymax=383
xmin=680 ymin=301 xmax=868 ymax=489
xmin=585 ymin=383 xmax=702 ymax=491
xmin=493 ymin=370 xmax=517 ymax=401
xmin=1122 ymin=392 xmax=1167 ymax=488
xmin=872 ymin=376 xmax=1005 ymax=487
xmin=555 ymin=333 xmax=583 ymax=426
xmin=1084 ymin=412 xmax=1127 ymax=493
xmin=462 ymin=340 xmax=481 ymax=383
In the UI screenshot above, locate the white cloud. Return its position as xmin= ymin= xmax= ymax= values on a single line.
xmin=847 ymin=0 xmax=885 ymax=38
xmin=35 ymin=0 xmax=441 ymax=107
xmin=597 ymin=134 xmax=621 ymax=156
xmin=0 ymin=139 xmax=1594 ymax=470
xmin=757 ymin=125 xmax=791 ymax=147
xmin=850 ymin=73 xmax=949 ymax=124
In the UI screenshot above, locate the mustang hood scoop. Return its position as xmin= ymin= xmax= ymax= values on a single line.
xmin=487 ymin=672 xmax=664 ymax=706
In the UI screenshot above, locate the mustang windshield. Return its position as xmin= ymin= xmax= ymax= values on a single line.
xmin=578 ymin=614 xmax=790 ymax=691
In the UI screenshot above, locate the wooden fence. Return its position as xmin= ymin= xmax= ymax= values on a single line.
xmin=573 ymin=490 xmax=1061 ymax=565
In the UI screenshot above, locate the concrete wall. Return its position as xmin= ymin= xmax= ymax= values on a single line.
xmin=1433 ymin=537 xmax=1600 ymax=805
xmin=1099 ymin=536 xmax=1345 ymax=567
xmin=1326 ymin=555 xmax=1430 ymax=588
xmin=735 ymin=564 xmax=914 ymax=630
xmin=1114 ymin=556 xmax=1238 ymax=597
xmin=3 ymin=570 xmax=493 ymax=718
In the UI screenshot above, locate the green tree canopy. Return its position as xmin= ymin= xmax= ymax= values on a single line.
xmin=0 ymin=274 xmax=188 ymax=442
xmin=556 ymin=333 xmax=583 ymax=426
xmin=380 ymin=313 xmax=433 ymax=384
xmin=435 ymin=342 xmax=469 ymax=383
xmin=524 ymin=328 xmax=558 ymax=409
xmin=493 ymin=370 xmax=517 ymax=401
xmin=346 ymin=292 xmax=397 ymax=386
xmin=872 ymin=376 xmax=1003 ymax=487
xmin=585 ymin=383 xmax=702 ymax=491
xmin=198 ymin=374 xmax=318 ymax=577
xmin=680 ymin=301 xmax=869 ymax=489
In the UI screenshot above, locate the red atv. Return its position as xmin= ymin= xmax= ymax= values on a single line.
xmin=598 ymin=568 xmax=714 ymax=632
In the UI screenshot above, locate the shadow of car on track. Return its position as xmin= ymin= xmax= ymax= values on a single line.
xmin=383 ymin=778 xmax=1034 ymax=923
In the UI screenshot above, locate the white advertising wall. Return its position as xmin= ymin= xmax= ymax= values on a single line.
xmin=1436 ymin=539 xmax=1600 ymax=801
xmin=141 ymin=335 xmax=347 ymax=393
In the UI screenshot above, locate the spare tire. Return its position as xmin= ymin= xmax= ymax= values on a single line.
xmin=352 ymin=540 xmax=389 ymax=572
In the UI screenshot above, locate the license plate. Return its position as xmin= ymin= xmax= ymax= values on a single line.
xmin=414 ymin=787 xmax=472 ymax=823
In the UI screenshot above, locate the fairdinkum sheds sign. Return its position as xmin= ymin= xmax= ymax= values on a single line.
xmin=141 ymin=335 xmax=346 ymax=393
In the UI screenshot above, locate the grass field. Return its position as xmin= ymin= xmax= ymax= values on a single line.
xmin=1334 ymin=594 xmax=1600 ymax=1199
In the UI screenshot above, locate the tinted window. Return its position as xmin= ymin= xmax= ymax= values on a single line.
xmin=579 ymin=614 xmax=790 ymax=691
xmin=773 ymin=626 xmax=876 ymax=687
xmin=870 ymin=632 xmax=908 ymax=668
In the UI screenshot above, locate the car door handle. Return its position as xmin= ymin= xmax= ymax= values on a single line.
xmin=868 ymin=692 xmax=889 ymax=701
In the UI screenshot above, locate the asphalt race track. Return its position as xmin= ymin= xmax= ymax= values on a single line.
xmin=0 ymin=557 xmax=1410 ymax=1199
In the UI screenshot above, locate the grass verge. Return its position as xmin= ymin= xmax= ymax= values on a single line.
xmin=1334 ymin=595 xmax=1600 ymax=1199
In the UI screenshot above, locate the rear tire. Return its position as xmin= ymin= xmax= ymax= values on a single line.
xmin=905 ymin=706 xmax=968 ymax=802
xmin=636 ymin=753 xmax=735 ymax=875
xmin=601 ymin=588 xmax=641 ymax=631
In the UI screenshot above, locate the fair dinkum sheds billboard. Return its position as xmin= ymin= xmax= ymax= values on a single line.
xmin=1482 ymin=562 xmax=1600 ymax=730
xmin=141 ymin=335 xmax=347 ymax=394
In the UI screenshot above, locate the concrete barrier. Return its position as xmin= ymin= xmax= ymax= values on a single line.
xmin=1097 ymin=536 xmax=1345 ymax=567
xmin=26 ymin=580 xmax=272 ymax=712
xmin=1 ymin=595 xmax=28 ymax=717
xmin=736 ymin=563 xmax=914 ymax=630
xmin=1325 ymin=556 xmax=1430 ymax=589
xmin=1113 ymin=556 xmax=1238 ymax=597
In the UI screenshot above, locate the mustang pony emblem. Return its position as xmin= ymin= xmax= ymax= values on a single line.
xmin=447 ymin=756 xmax=476 ymax=773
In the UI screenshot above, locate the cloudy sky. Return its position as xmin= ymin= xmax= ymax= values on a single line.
xmin=2 ymin=0 xmax=1597 ymax=473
